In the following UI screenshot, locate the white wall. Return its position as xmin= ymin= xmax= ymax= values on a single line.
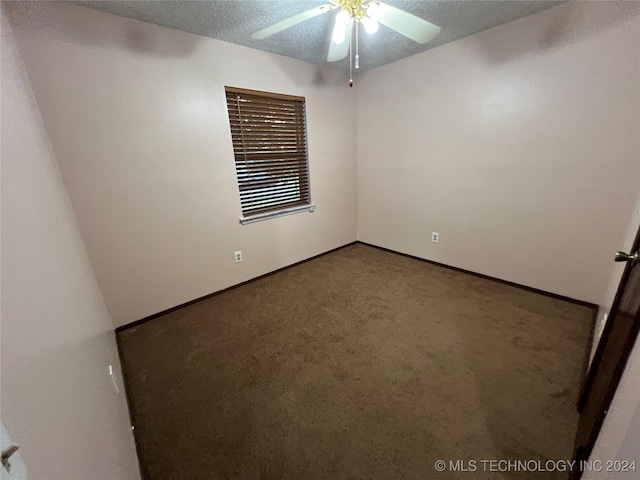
xmin=0 ymin=10 xmax=140 ymax=479
xmin=6 ymin=2 xmax=357 ymax=327
xmin=357 ymin=1 xmax=640 ymax=307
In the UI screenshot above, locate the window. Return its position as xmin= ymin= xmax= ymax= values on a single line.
xmin=225 ymin=87 xmax=313 ymax=224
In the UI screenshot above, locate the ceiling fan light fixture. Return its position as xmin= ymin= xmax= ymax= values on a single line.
xmin=365 ymin=1 xmax=381 ymax=20
xmin=360 ymin=16 xmax=378 ymax=35
xmin=252 ymin=0 xmax=441 ymax=86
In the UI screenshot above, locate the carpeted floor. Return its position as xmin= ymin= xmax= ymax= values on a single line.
xmin=118 ymin=243 xmax=594 ymax=480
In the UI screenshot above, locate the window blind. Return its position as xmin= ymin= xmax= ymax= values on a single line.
xmin=225 ymin=87 xmax=311 ymax=221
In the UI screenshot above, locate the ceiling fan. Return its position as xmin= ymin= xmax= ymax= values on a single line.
xmin=251 ymin=0 xmax=441 ymax=86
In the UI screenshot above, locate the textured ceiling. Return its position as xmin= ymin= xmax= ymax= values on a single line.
xmin=77 ymin=0 xmax=563 ymax=72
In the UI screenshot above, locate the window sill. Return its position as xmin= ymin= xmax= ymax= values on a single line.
xmin=240 ymin=204 xmax=315 ymax=225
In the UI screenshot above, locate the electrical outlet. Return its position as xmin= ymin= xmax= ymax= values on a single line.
xmin=431 ymin=232 xmax=439 ymax=243
xmin=234 ymin=251 xmax=243 ymax=263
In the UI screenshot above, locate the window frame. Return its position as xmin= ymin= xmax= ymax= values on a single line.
xmin=225 ymin=86 xmax=314 ymax=225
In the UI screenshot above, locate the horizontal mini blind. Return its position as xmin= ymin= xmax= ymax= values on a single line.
xmin=225 ymin=87 xmax=311 ymax=218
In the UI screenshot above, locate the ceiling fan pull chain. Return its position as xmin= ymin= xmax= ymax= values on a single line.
xmin=355 ymin=20 xmax=360 ymax=70
xmin=349 ymin=20 xmax=353 ymax=87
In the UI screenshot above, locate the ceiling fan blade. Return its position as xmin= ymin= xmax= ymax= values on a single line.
xmin=327 ymin=21 xmax=352 ymax=62
xmin=370 ymin=2 xmax=441 ymax=44
xmin=251 ymin=5 xmax=335 ymax=40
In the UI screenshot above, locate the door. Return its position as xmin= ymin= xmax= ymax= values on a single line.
xmin=571 ymin=226 xmax=640 ymax=479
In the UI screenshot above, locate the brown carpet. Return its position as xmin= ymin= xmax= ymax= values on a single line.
xmin=118 ymin=243 xmax=594 ymax=480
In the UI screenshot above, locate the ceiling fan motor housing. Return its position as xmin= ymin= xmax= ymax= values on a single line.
xmin=334 ymin=0 xmax=374 ymax=21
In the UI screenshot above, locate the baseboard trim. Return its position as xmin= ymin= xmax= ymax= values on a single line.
xmin=356 ymin=241 xmax=599 ymax=311
xmin=115 ymin=241 xmax=358 ymax=333
xmin=116 ymin=239 xmax=599 ymax=333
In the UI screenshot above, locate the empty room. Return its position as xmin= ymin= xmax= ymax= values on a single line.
xmin=2 ymin=1 xmax=639 ymax=479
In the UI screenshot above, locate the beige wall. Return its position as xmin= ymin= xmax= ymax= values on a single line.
xmin=7 ymin=2 xmax=357 ymax=327
xmin=357 ymin=1 xmax=640 ymax=307
xmin=9 ymin=1 xmax=638 ymax=326
xmin=0 ymin=10 xmax=140 ymax=479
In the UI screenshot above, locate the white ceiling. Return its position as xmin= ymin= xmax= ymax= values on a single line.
xmin=77 ymin=0 xmax=563 ymax=72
